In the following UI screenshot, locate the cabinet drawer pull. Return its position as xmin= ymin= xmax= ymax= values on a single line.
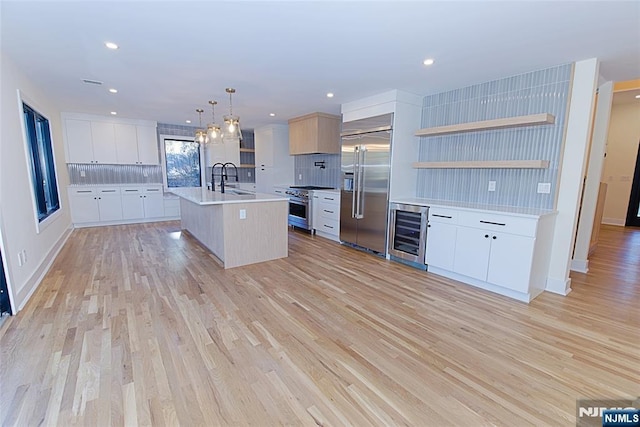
xmin=493 ymin=235 xmax=497 ymax=240
xmin=323 ymin=224 xmax=334 ymax=229
xmin=124 ymin=189 xmax=137 ymax=192
xmin=102 ymin=190 xmax=117 ymax=193
xmin=323 ymin=209 xmax=334 ymax=213
xmin=484 ymin=234 xmax=489 ymax=238
xmin=77 ymin=190 xmax=92 ymax=193
xmin=480 ymin=220 xmax=506 ymax=226
xmin=432 ymin=214 xmax=452 ymax=219
xmin=324 ymin=197 xmax=334 ymax=201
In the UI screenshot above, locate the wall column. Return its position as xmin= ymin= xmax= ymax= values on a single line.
xmin=571 ymin=81 xmax=614 ymax=272
xmin=546 ymin=58 xmax=599 ymax=295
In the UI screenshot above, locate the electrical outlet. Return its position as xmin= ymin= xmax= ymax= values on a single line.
xmin=247 ymin=171 xmax=251 ymax=177
xmin=537 ymin=183 xmax=551 ymax=194
xmin=143 ymin=171 xmax=148 ymax=177
xmin=298 ymin=174 xmax=302 ymax=180
xmin=488 ymin=181 xmax=496 ymax=192
xmin=22 ymin=249 xmax=27 ymax=264
xmin=17 ymin=251 xmax=23 ymax=267
xmin=239 ymin=209 xmax=246 ymax=219
xmin=80 ymin=170 xmax=86 ymax=177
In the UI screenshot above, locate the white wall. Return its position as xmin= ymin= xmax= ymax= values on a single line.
xmin=0 ymin=52 xmax=72 ymax=311
xmin=601 ymin=101 xmax=640 ymax=225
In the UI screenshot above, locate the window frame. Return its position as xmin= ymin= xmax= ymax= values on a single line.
xmin=159 ymin=134 xmax=205 ymax=191
xmin=18 ymin=91 xmax=62 ymax=234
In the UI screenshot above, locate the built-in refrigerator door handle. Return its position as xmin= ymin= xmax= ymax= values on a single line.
xmin=352 ymin=146 xmax=359 ymax=219
xmin=355 ymin=145 xmax=366 ymax=219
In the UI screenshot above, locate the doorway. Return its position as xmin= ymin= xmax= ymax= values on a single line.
xmin=625 ymin=140 xmax=640 ymax=227
xmin=0 ymin=248 xmax=11 ymax=315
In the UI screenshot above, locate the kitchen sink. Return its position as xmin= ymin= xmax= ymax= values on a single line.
xmin=226 ymin=189 xmax=253 ymax=196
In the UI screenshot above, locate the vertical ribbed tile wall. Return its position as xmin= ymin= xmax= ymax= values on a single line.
xmin=68 ymin=164 xmax=163 ymax=185
xmin=416 ymin=63 xmax=573 ymax=210
xmin=294 ymin=153 xmax=341 ymax=188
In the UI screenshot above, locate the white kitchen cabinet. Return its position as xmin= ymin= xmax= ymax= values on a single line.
xmin=206 ymin=140 xmax=240 ymax=166
xmin=486 ymin=232 xmax=535 ymax=293
xmin=90 ymin=121 xmax=118 ymax=163
xmin=65 ymin=119 xmax=94 ymax=163
xmin=312 ymin=190 xmax=340 ymax=241
xmin=68 ymin=188 xmax=100 ymax=223
xmin=425 ymin=208 xmax=458 ymax=271
xmin=121 ymin=188 xmax=145 ymax=219
xmin=254 ymin=124 xmax=293 ymax=193
xmin=68 ymin=187 xmax=122 ymax=223
xmin=63 ymin=113 xmax=158 ymax=165
xmin=143 ymin=187 xmax=165 ymax=218
xmin=163 ymin=197 xmax=181 ymax=218
xmin=452 ymin=226 xmax=493 ymax=281
xmin=114 ymin=124 xmax=139 ymax=164
xmin=136 ymin=126 xmax=159 ymax=164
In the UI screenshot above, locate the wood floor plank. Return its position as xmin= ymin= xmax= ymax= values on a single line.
xmin=1 ymin=222 xmax=638 ymax=426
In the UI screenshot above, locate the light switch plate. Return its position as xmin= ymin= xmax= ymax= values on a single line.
xmin=239 ymin=209 xmax=246 ymax=219
xmin=488 ymin=181 xmax=496 ymax=192
xmin=537 ymin=183 xmax=551 ymax=194
xmin=298 ymin=174 xmax=302 ymax=180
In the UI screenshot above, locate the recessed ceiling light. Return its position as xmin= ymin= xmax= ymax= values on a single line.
xmin=109 ymin=88 xmax=118 ymax=93
xmin=105 ymin=42 xmax=119 ymax=50
xmin=185 ymin=120 xmax=192 ymax=124
xmin=423 ymin=58 xmax=435 ymax=66
xmin=269 ymin=113 xmax=276 ymax=117
xmin=326 ymin=92 xmax=334 ymax=98
xmin=110 ymin=111 xmax=117 ymax=115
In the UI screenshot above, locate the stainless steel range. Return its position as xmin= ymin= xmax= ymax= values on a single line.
xmin=286 ymin=186 xmax=335 ymax=230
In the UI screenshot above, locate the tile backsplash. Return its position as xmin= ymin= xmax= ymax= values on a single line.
xmin=294 ymin=153 xmax=341 ymax=188
xmin=68 ymin=163 xmax=162 ymax=185
xmin=416 ymin=63 xmax=573 ymax=210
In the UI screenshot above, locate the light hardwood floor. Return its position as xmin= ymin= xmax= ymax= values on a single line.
xmin=1 ymin=223 xmax=638 ymax=426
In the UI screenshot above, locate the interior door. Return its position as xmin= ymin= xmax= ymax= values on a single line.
xmin=355 ymin=131 xmax=391 ymax=253
xmin=625 ymin=141 xmax=640 ymax=227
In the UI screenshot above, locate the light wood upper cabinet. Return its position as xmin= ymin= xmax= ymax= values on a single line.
xmin=288 ymin=112 xmax=340 ymax=155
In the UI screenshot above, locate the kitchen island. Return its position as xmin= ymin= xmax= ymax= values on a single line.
xmin=171 ymin=187 xmax=288 ymax=268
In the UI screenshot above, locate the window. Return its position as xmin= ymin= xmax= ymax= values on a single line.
xmin=163 ymin=138 xmax=201 ymax=187
xmin=22 ymin=103 xmax=60 ymax=222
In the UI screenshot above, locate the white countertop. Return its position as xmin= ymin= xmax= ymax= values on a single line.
xmin=390 ymin=197 xmax=557 ymax=218
xmin=170 ymin=187 xmax=287 ymax=205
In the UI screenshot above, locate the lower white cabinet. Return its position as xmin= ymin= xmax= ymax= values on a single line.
xmin=68 ymin=185 xmax=175 ymax=226
xmin=425 ymin=208 xmax=458 ymax=271
xmin=68 ymin=187 xmax=123 ymax=223
xmin=399 ymin=201 xmax=556 ymax=302
xmin=312 ymin=190 xmax=340 ymax=241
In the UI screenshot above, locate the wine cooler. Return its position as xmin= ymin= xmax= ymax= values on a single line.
xmin=388 ymin=203 xmax=429 ymax=265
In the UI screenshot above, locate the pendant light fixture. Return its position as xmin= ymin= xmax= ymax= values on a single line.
xmin=194 ymin=108 xmax=206 ymax=144
xmin=222 ymin=88 xmax=242 ymax=140
xmin=206 ymin=100 xmax=221 ymax=144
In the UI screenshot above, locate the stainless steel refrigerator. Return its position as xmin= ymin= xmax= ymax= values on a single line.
xmin=340 ymin=113 xmax=393 ymax=254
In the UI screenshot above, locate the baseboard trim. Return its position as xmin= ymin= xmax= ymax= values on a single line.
xmin=570 ymin=258 xmax=589 ymax=273
xmin=545 ymin=276 xmax=572 ymax=296
xmin=15 ymin=226 xmax=73 ymax=311
xmin=601 ymin=217 xmax=625 ymax=226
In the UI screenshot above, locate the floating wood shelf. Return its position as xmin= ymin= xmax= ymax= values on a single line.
xmin=239 ymin=148 xmax=255 ymax=152
xmin=415 ymin=113 xmax=555 ymax=137
xmin=412 ymin=160 xmax=550 ymax=169
xmin=238 ymin=164 xmax=255 ymax=168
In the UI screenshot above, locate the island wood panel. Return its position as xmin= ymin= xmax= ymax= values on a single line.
xmin=0 ymin=224 xmax=638 ymax=426
xmin=412 ymin=160 xmax=550 ymax=169
xmin=221 ymin=201 xmax=288 ymax=268
xmin=415 ymin=113 xmax=556 ymax=137
xmin=180 ymin=199 xmax=225 ymax=261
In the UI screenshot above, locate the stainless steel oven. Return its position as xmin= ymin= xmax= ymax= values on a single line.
xmin=388 ymin=203 xmax=429 ymax=265
xmin=287 ymin=190 xmax=310 ymax=229
xmin=286 ymin=186 xmax=336 ymax=230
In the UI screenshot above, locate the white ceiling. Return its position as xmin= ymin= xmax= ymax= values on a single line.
xmin=2 ymin=1 xmax=639 ymax=129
